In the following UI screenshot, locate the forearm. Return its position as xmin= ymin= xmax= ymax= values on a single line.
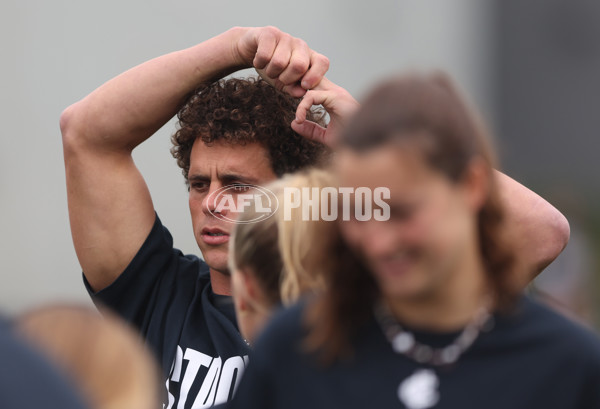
xmin=495 ymin=170 xmax=570 ymax=280
xmin=60 ymin=27 xmax=248 ymax=152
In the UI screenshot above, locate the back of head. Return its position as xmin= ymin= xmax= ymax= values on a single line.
xmin=231 ymin=167 xmax=338 ymax=307
xmin=171 ymin=77 xmax=331 ymax=185
xmin=269 ymin=167 xmax=338 ymax=304
xmin=342 ymin=71 xmax=495 ymax=177
xmin=0 ymin=318 xmax=88 ymax=409
xmin=16 ymin=304 xmax=161 ymax=409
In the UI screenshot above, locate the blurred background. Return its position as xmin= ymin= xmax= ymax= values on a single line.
xmin=0 ymin=0 xmax=598 ymax=327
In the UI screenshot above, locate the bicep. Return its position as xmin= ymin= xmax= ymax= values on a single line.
xmin=64 ymin=144 xmax=156 ymax=292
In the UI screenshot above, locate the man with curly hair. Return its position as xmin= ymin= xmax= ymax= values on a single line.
xmin=60 ymin=26 xmax=339 ymax=408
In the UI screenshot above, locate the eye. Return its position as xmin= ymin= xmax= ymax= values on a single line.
xmin=230 ymin=183 xmax=253 ymax=193
xmin=389 ymin=203 xmax=417 ymax=220
xmin=190 ymin=181 xmax=209 ymax=192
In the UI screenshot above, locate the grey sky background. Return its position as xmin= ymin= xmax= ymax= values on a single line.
xmin=1 ymin=1 xmax=495 ymax=313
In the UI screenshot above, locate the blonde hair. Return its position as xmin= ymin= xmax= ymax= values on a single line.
xmin=16 ymin=304 xmax=161 ymax=409
xmin=230 ymin=167 xmax=337 ymax=306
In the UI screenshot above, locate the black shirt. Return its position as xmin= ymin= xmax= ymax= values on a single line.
xmin=85 ymin=214 xmax=250 ymax=409
xmin=230 ymin=296 xmax=600 ymax=409
xmin=0 ymin=319 xmax=89 ymax=409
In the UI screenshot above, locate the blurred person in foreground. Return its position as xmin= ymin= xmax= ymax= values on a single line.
xmin=0 ymin=317 xmax=88 ymax=409
xmin=16 ymin=304 xmax=161 ymax=409
xmin=228 ymin=75 xmax=571 ymax=347
xmin=229 ymin=168 xmax=335 ymax=344
xmin=228 ymin=73 xmax=600 ymax=409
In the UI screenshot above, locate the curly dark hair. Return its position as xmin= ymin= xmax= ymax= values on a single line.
xmin=171 ymin=77 xmax=329 ymax=184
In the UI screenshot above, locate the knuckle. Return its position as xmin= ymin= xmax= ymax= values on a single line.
xmin=294 ymin=38 xmax=308 ymax=49
xmin=264 ymin=26 xmax=281 ymax=37
xmin=269 ymin=57 xmax=287 ymax=71
xmin=302 ymin=91 xmax=316 ymax=104
xmin=253 ymin=53 xmax=269 ymax=68
xmin=289 ymin=59 xmax=309 ymax=75
xmin=311 ymin=53 xmax=329 ymax=69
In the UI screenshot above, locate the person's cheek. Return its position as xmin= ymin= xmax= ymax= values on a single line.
xmin=339 ymin=220 xmax=363 ymax=251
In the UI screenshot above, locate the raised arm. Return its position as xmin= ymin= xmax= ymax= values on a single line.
xmin=495 ymin=172 xmax=570 ymax=281
xmin=292 ymin=79 xmax=569 ymax=283
xmin=60 ymin=26 xmax=329 ymax=291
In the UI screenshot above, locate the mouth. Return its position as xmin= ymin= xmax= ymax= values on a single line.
xmin=200 ymin=227 xmax=230 ymax=246
xmin=373 ymin=252 xmax=416 ymax=277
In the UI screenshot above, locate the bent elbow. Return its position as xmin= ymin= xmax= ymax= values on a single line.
xmin=60 ymin=104 xmax=78 ymax=148
xmin=554 ymin=211 xmax=570 ymax=254
xmin=537 ymin=209 xmax=570 ymax=273
xmin=59 ymin=104 xmax=73 ymax=136
xmin=60 ymin=102 xmax=90 ymax=155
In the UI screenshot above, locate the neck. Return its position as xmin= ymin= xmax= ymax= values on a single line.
xmin=210 ymin=268 xmax=232 ymax=296
xmin=385 ymin=246 xmax=490 ymax=332
xmin=245 ymin=304 xmax=275 ymax=345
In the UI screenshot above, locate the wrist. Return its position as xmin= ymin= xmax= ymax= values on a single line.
xmin=224 ymin=26 xmax=253 ymax=69
xmin=182 ymin=27 xmax=252 ymax=85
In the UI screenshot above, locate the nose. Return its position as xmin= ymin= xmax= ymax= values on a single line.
xmin=360 ymin=219 xmax=401 ymax=258
xmin=202 ymin=184 xmax=228 ymax=217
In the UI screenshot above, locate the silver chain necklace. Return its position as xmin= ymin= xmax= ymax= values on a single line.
xmin=374 ymin=300 xmax=494 ymax=366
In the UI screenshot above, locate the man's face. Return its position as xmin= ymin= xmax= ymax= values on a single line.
xmin=188 ymin=140 xmax=277 ymax=274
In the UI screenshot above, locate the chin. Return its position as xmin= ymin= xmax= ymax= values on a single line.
xmin=209 ymin=261 xmax=231 ymax=276
xmin=201 ymin=251 xmax=230 ymax=275
xmin=381 ymin=282 xmax=421 ymax=299
xmin=376 ymin=270 xmax=432 ymax=302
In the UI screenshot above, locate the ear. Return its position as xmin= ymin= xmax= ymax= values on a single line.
xmin=459 ymin=156 xmax=491 ymax=212
xmin=235 ymin=269 xmax=261 ymax=312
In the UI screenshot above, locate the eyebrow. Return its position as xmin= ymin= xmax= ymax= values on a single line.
xmin=188 ymin=173 xmax=260 ymax=185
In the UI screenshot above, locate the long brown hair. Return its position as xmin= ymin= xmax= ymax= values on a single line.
xmin=306 ymin=72 xmax=519 ymax=363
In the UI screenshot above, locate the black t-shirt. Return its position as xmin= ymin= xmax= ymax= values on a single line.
xmin=85 ymin=214 xmax=250 ymax=409
xmin=0 ymin=319 xmax=89 ymax=409
xmin=229 ymin=296 xmax=600 ymax=409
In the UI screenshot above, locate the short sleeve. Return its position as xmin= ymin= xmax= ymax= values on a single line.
xmin=83 ymin=213 xmax=209 ymax=370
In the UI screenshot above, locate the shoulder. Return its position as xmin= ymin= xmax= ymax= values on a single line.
xmin=251 ymin=301 xmax=308 ymax=363
xmin=518 ymin=298 xmax=600 ymax=402
xmin=501 ymin=295 xmax=600 ymax=362
xmin=258 ymin=301 xmax=307 ymax=343
xmin=86 ymin=213 xmax=210 ymax=319
xmin=123 ymin=212 xmax=209 ymax=278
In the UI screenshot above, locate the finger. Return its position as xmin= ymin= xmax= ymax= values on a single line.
xmin=256 ymin=68 xmax=277 ymax=88
xmin=300 ymin=52 xmax=330 ymax=90
xmin=258 ymin=68 xmax=306 ymax=97
xmin=278 ymin=38 xmax=310 ymax=86
xmin=295 ymin=92 xmax=316 ymax=123
xmin=295 ymin=90 xmax=330 ymax=123
xmin=264 ymin=35 xmax=292 ymax=78
xmin=281 ymin=84 xmax=307 ymax=98
xmin=291 ymin=119 xmax=328 ymax=146
xmin=253 ymin=27 xmax=279 ymax=69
